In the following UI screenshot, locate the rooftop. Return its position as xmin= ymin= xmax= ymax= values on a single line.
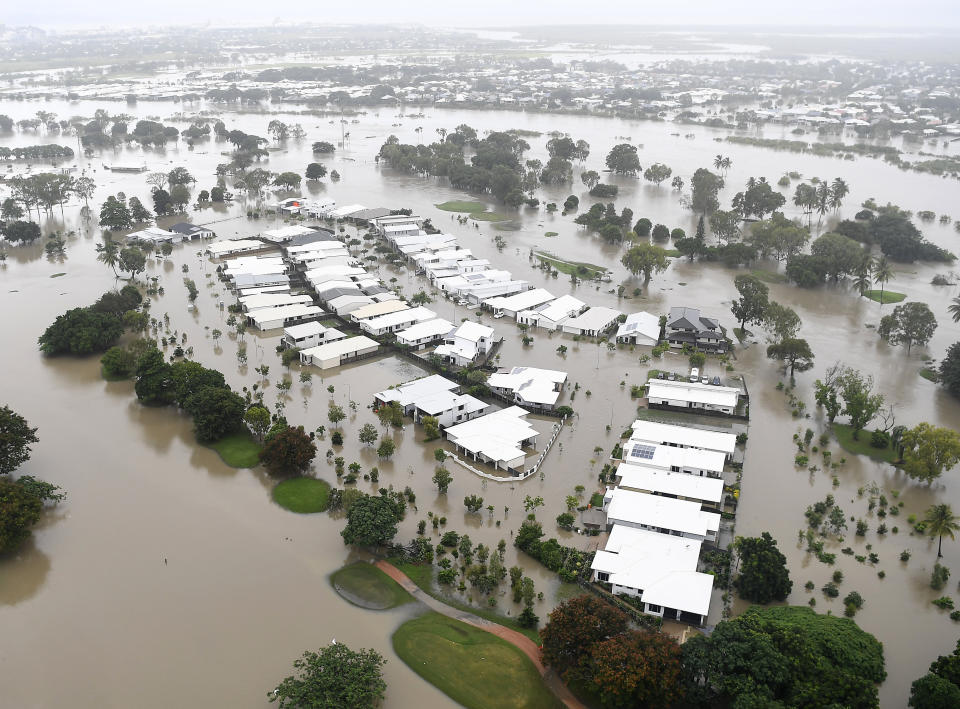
xmin=616 ymin=463 xmax=724 ymax=503
xmin=487 ymin=366 xmax=567 ymax=406
xmin=629 ymin=420 xmax=737 ymax=455
xmin=646 ymin=378 xmax=740 ymax=408
xmin=604 ymin=488 xmax=720 ymax=538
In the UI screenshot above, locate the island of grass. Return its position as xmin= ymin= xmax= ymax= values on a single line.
xmin=207 ymin=430 xmax=263 ymax=468
xmin=535 ymin=251 xmax=609 ymax=279
xmin=435 ymin=200 xmax=488 ymax=213
xmin=469 ymin=211 xmax=509 ymax=222
xmin=390 ymin=559 xmax=540 ymax=643
xmin=272 ymin=477 xmax=331 ymax=513
xmin=331 ymin=562 xmax=412 ymax=609
xmin=863 ymin=289 xmax=906 ymax=304
xmin=832 ymin=424 xmax=900 ymax=465
xmin=919 ymin=367 xmax=940 ymax=383
xmin=392 ymin=612 xmax=560 ymax=709
xmin=750 ymin=268 xmax=789 ymax=284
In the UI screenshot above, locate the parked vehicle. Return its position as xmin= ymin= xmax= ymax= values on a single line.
xmin=689 ymin=367 xmax=700 ymax=382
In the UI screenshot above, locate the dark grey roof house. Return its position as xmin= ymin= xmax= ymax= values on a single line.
xmin=170 ymin=223 xmax=215 ymax=239
xmin=666 ymin=306 xmax=726 ymax=352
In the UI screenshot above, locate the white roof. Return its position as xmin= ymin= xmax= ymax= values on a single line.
xmin=622 ymin=440 xmax=725 ymax=474
xmin=304 ymin=265 xmax=366 ymax=281
xmin=396 ymin=318 xmax=455 ymax=343
xmin=563 ymin=306 xmax=623 ymax=331
xmin=328 ymin=203 xmax=366 ymax=218
xmin=286 ymin=241 xmax=345 ymax=254
xmin=616 ymin=463 xmax=724 ymax=504
xmin=328 ymin=294 xmax=374 ymax=310
xmin=240 ymin=293 xmax=313 ymax=311
xmin=448 ymin=320 xmax=494 ymax=343
xmin=349 ymin=300 xmax=410 ymax=321
xmin=375 ymin=375 xmax=460 ymax=407
xmin=261 ymin=225 xmax=316 ymax=242
xmin=128 ymin=226 xmax=178 ymax=242
xmin=646 ymin=379 xmax=740 ymax=408
xmin=616 ymin=311 xmax=661 ymax=340
xmin=604 ymin=488 xmax=720 ymax=538
xmin=629 ymin=420 xmax=736 ymax=455
xmin=205 ymin=239 xmax=263 ymax=256
xmin=591 ymin=525 xmax=713 ymax=616
xmin=301 ymin=335 xmax=378 ymax=360
xmin=415 ymin=391 xmax=488 ymax=417
xmin=487 ymin=366 xmax=567 ymax=406
xmin=483 ymin=288 xmax=555 ymax=312
xmin=284 ymin=321 xmax=327 ymax=339
xmin=248 ymin=304 xmax=322 ymax=327
xmin=527 ymin=294 xmax=586 ymax=323
xmin=444 ymin=406 xmax=538 ymax=465
xmin=362 ymin=306 xmax=436 ymax=331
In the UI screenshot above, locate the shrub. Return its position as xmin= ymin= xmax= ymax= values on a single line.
xmin=870 ymin=430 xmax=890 ymax=449
xmin=931 ymin=563 xmax=951 ymax=590
xmin=932 ymin=596 xmax=955 ymax=610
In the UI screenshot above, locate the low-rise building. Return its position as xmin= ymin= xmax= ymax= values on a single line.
xmin=239 ymin=292 xmax=314 ymax=312
xmin=483 ymin=288 xmax=555 ymax=318
xmin=517 ymin=294 xmax=587 ymax=331
xmin=444 ymin=406 xmax=540 ymax=472
xmin=487 ymin=366 xmax=567 ymax=412
xmin=615 ymin=311 xmax=661 ymax=345
xmin=433 ymin=321 xmax=495 ymax=366
xmin=615 ymin=463 xmax=724 ymax=511
xmin=348 ymin=300 xmax=410 ymax=322
xmin=396 ymin=318 xmax=455 ymax=349
xmin=299 ymin=336 xmax=379 ymax=369
xmin=205 ymin=239 xmax=266 ymax=258
xmin=622 ymin=437 xmax=726 ymax=477
xmin=246 ymin=304 xmax=323 ymax=331
xmin=128 ymin=226 xmax=183 ymax=245
xmin=374 ymin=375 xmax=488 ymax=428
xmin=360 ymin=306 xmax=437 ymax=337
xmin=170 ymin=222 xmax=215 ymax=240
xmin=282 ymin=322 xmax=346 ymax=350
xmin=628 ymin=420 xmax=737 ymax=459
xmin=646 ymin=378 xmax=741 ymax=416
xmin=666 ymin=306 xmax=726 ymax=352
xmin=603 ymin=487 xmax=720 ymax=543
xmin=561 ymin=306 xmax=623 ymax=337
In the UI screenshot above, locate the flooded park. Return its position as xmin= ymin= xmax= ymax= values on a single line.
xmin=2 ymin=82 xmax=960 ymax=707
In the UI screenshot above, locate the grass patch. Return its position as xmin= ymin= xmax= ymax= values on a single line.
xmin=832 ymin=424 xmax=899 ymax=465
xmin=535 ymin=251 xmax=608 ymax=278
xmin=750 ymin=268 xmax=789 ymax=284
xmin=50 ymin=272 xmax=67 ymax=278
xmin=436 ymin=200 xmax=488 ymax=213
xmin=469 ymin=211 xmax=509 ymax=222
xmin=662 ymin=249 xmax=681 ymax=257
xmin=391 ymin=560 xmax=540 ymax=643
xmin=864 ymin=289 xmax=906 ymax=304
xmin=100 ymin=366 xmax=132 ymax=382
xmin=272 ymin=477 xmax=330 ymax=513
xmin=331 ymin=562 xmax=412 ymax=609
xmin=920 ymin=368 xmax=941 ymax=383
xmin=544 ymin=231 xmax=558 ymax=237
xmin=207 ymin=430 xmax=262 ymax=468
xmin=590 ymin=492 xmax=605 ymax=508
xmin=392 ymin=612 xmax=560 ymax=709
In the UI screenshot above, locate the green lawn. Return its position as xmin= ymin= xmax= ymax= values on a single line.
xmin=750 ymin=268 xmax=789 ymax=284
xmin=50 ymin=272 xmax=67 ymax=278
xmin=272 ymin=477 xmax=331 ymax=513
xmin=391 ymin=560 xmax=541 ymax=643
xmin=589 ymin=492 xmax=605 ymax=508
xmin=469 ymin=211 xmax=509 ymax=222
xmin=662 ymin=249 xmax=682 ymax=257
xmin=207 ymin=430 xmax=263 ymax=468
xmin=919 ymin=368 xmax=941 ymax=383
xmin=392 ymin=612 xmax=560 ymax=709
xmin=330 ymin=562 xmax=412 ymax=609
xmin=863 ymin=289 xmax=906 ymax=304
xmin=544 ymin=231 xmax=558 ymax=237
xmin=535 ymin=251 xmax=608 ymax=278
xmin=435 ymin=200 xmax=488 ymax=213
xmin=832 ymin=424 xmax=900 ymax=465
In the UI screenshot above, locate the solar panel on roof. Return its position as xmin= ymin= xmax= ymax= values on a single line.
xmin=631 ymin=443 xmax=656 ymax=460
xmin=624 ymin=323 xmax=637 ymax=332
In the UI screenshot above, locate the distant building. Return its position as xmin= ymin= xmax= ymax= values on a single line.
xmin=170 ymin=223 xmax=215 ymax=240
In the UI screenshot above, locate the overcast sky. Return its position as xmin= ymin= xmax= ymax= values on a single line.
xmin=7 ymin=0 xmax=960 ymax=29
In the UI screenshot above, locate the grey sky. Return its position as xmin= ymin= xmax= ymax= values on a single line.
xmin=8 ymin=0 xmax=960 ymax=29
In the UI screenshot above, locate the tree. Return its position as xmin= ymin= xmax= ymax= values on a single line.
xmin=605 ymin=143 xmax=641 ymax=175
xmin=410 ymin=290 xmax=432 ymax=305
xmin=358 ymin=423 xmax=378 ymax=446
xmin=327 ymin=401 xmax=346 ymax=427
xmin=0 ymin=477 xmax=43 ymax=554
xmin=312 ymin=141 xmax=335 ymax=154
xmin=839 ymin=368 xmax=884 ymax=440
xmin=643 ymin=163 xmax=672 ymax=186
xmin=146 ymin=172 xmax=169 ymax=191
xmin=463 ymin=494 xmax=484 ymax=513
xmin=341 ymin=494 xmax=400 ymax=547
xmin=39 ymin=307 xmax=125 ymax=356
xmin=878 ymin=302 xmax=937 ymax=354
xmin=747 ymin=215 xmax=809 ymax=261
xmin=129 ymin=197 xmax=152 ymax=224
xmin=621 ymin=243 xmax=669 ymax=283
xmin=0 ymin=220 xmax=42 ymax=246
xmin=118 ymin=246 xmax=146 ymax=280
xmin=580 ymin=170 xmax=600 ymax=189
xmin=767 ymin=338 xmax=815 ymax=379
xmin=376 ymin=437 xmax=395 ymax=459
xmin=940 ymin=343 xmax=960 ymax=398
xmin=708 ymin=210 xmax=741 ymax=244
xmin=810 ymin=232 xmax=866 ymax=280
xmin=763 ymin=302 xmax=801 ymax=343
xmin=690 ymin=168 xmax=723 ymax=215
xmin=733 ymin=178 xmax=786 ymax=220
xmin=96 ymin=237 xmax=120 ymax=276
xmin=274 ymin=172 xmax=302 ymax=190
xmin=169 ymin=184 xmax=190 ymax=212
xmin=305 ymin=162 xmax=327 ymax=180
xmin=432 ymin=466 xmax=452 ymax=493
xmin=167 ymin=167 xmax=194 ymax=186
xmin=268 ymin=120 xmax=290 ymax=142
xmin=421 ymin=415 xmax=440 ymax=440
xmin=731 ymin=274 xmax=769 ymax=333
xmin=922 ymin=504 xmax=960 ymax=558
xmin=785 ymin=253 xmax=827 ymax=287
xmin=651 ymin=223 xmax=670 ymax=241
xmin=168 ymin=360 xmax=226 ymax=408
xmin=259 ymin=425 xmax=317 ymax=475
xmin=578 ymin=630 xmax=685 ymax=709
xmin=910 ymin=674 xmax=960 ymax=709
xmin=540 ymin=595 xmax=629 ymax=678
xmin=184 ymin=386 xmax=244 ymax=442
xmin=0 ymin=406 xmax=39 ymax=477
xmin=733 ymin=532 xmax=792 ymax=603
xmin=902 ymin=425 xmax=960 ymax=485
xmin=872 ymin=256 xmax=895 ymax=305
xmin=244 ymin=406 xmax=271 ymax=441
xmin=151 ymin=188 xmax=172 ymax=215
xmin=682 ymin=606 xmax=885 ymax=709
xmin=269 ymin=643 xmax=386 ymax=709
xmin=134 ymin=347 xmax=174 ymax=406
xmin=1 ymin=198 xmax=24 ymax=220
xmin=99 ymin=196 xmax=133 ymax=230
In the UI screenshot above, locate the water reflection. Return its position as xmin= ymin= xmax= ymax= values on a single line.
xmin=0 ymin=541 xmax=50 ymax=606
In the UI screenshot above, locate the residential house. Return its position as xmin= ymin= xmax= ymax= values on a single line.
xmin=487 ymin=366 xmax=567 ymax=412
xmin=603 ymin=487 xmax=720 ymax=543
xmin=646 ymin=378 xmax=741 ymax=416
xmin=444 ymin=406 xmax=540 ymax=472
xmin=299 ymin=336 xmax=379 ymax=369
xmin=615 ymin=312 xmax=661 ymax=346
xmin=395 ymin=318 xmax=455 ymax=349
xmin=666 ymin=306 xmax=726 ymax=352
xmin=433 ymin=321 xmax=495 ymax=366
xmin=561 ymin=306 xmax=623 ymax=337
xmin=170 ymin=222 xmax=215 ymax=240
xmin=517 ymin=294 xmax=586 ymax=331
xmin=282 ymin=322 xmax=346 ymax=350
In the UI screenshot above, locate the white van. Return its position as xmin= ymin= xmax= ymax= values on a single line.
xmin=689 ymin=367 xmax=700 ymax=382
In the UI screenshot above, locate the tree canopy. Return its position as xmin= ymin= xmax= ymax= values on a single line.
xmin=878 ymin=302 xmax=937 ymax=354
xmin=341 ymin=493 xmax=401 ymax=547
xmin=0 ymin=405 xmax=39 ymax=477
xmin=901 ymin=424 xmax=960 ymax=485
xmin=269 ymin=643 xmax=386 ymax=709
xmin=909 ymin=639 xmax=960 ymax=709
xmin=731 ymin=274 xmax=769 ymax=333
xmin=621 ymin=243 xmax=670 ymax=283
xmin=733 ymin=532 xmax=793 ymax=604
xmin=259 ymin=425 xmax=317 ymax=475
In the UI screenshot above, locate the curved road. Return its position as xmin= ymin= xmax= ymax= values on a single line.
xmin=375 ymin=560 xmax=585 ymax=709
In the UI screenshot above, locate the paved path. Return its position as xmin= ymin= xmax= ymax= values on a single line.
xmin=376 ymin=560 xmax=585 ymax=709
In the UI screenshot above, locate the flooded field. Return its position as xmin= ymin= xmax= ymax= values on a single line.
xmin=2 ymin=99 xmax=960 ymax=707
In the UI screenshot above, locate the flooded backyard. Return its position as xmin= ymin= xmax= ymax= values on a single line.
xmin=2 ymin=99 xmax=960 ymax=706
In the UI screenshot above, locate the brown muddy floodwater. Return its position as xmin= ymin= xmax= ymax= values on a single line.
xmin=2 ymin=99 xmax=960 ymax=707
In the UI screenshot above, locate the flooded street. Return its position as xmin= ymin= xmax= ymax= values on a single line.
xmin=2 ymin=99 xmax=960 ymax=706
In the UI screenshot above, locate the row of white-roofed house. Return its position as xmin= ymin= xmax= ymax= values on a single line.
xmin=588 ymin=418 xmax=739 ymax=627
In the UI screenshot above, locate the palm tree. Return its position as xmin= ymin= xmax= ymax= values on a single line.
xmin=872 ymin=256 xmax=894 ymax=305
xmin=815 ymin=182 xmax=830 ymax=229
xmin=853 ymin=256 xmax=873 ymax=296
xmin=713 ymin=154 xmax=724 ymax=172
xmin=721 ymin=156 xmax=732 ymax=175
xmin=948 ymin=296 xmax=960 ymax=323
xmin=96 ymin=236 xmax=119 ymax=277
xmin=829 ymin=178 xmax=849 ymax=213
xmin=924 ymin=504 xmax=960 ymax=558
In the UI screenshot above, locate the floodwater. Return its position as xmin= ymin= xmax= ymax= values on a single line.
xmin=2 ymin=98 xmax=960 ymax=707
